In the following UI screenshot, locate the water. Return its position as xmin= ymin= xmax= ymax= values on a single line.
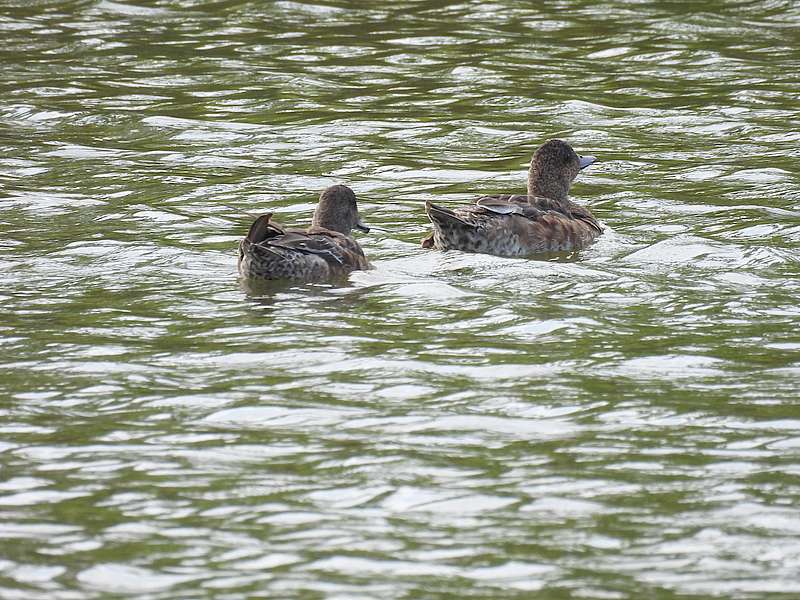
xmin=2 ymin=1 xmax=800 ymax=597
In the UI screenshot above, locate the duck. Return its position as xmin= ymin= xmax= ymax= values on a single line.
xmin=238 ymin=184 xmax=371 ymax=282
xmin=422 ymin=139 xmax=601 ymax=256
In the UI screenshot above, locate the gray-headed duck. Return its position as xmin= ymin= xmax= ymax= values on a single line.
xmin=422 ymin=139 xmax=601 ymax=256
xmin=239 ymin=185 xmax=370 ymax=282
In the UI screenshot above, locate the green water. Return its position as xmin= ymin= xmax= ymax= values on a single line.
xmin=2 ymin=1 xmax=799 ymax=598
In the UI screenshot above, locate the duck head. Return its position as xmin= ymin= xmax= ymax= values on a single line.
xmin=311 ymin=184 xmax=369 ymax=235
xmin=527 ymin=139 xmax=596 ymax=202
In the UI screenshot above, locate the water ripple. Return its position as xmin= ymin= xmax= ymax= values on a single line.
xmin=2 ymin=0 xmax=800 ymax=598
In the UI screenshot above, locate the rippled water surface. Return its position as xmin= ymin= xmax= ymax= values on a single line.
xmin=2 ymin=0 xmax=800 ymax=597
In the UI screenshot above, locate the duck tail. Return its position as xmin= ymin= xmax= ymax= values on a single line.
xmin=425 ymin=201 xmax=474 ymax=229
xmin=245 ymin=213 xmax=283 ymax=244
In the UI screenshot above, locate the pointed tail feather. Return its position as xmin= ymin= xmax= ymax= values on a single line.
xmin=425 ymin=201 xmax=474 ymax=228
xmin=245 ymin=213 xmax=288 ymax=244
xmin=245 ymin=213 xmax=274 ymax=244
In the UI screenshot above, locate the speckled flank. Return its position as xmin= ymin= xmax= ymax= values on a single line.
xmin=428 ymin=210 xmax=599 ymax=257
xmin=239 ymin=245 xmax=333 ymax=282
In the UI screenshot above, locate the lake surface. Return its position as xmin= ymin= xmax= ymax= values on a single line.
xmin=2 ymin=0 xmax=800 ymax=597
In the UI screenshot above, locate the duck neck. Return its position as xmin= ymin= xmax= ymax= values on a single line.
xmin=311 ymin=209 xmax=349 ymax=235
xmin=527 ymin=167 xmax=569 ymax=203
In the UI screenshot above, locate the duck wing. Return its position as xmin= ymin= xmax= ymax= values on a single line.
xmin=566 ymin=201 xmax=603 ymax=233
xmin=528 ymin=196 xmax=603 ymax=233
xmin=259 ymin=231 xmax=346 ymax=266
xmin=427 ymin=198 xmax=541 ymax=228
xmin=476 ymin=196 xmax=543 ymax=218
xmin=476 ymin=197 xmax=525 ymax=215
xmin=273 ymin=226 xmax=370 ymax=268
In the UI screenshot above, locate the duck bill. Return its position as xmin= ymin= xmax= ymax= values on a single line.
xmin=579 ymin=155 xmax=597 ymax=170
xmin=354 ymin=221 xmax=370 ymax=233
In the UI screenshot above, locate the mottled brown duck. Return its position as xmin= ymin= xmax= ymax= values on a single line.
xmin=239 ymin=185 xmax=370 ymax=282
xmin=423 ymin=139 xmax=601 ymax=256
